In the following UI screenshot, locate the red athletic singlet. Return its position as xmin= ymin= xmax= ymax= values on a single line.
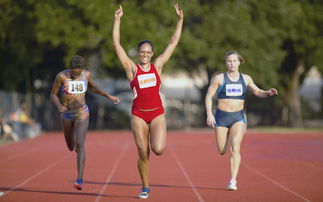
xmin=130 ymin=64 xmax=162 ymax=110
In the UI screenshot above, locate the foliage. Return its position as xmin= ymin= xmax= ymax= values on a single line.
xmin=0 ymin=0 xmax=322 ymax=128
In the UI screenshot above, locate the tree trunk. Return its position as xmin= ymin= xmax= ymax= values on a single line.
xmin=284 ymin=59 xmax=304 ymax=127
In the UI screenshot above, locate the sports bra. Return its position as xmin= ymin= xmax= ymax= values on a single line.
xmin=60 ymin=70 xmax=88 ymax=96
xmin=216 ymin=72 xmax=247 ymax=100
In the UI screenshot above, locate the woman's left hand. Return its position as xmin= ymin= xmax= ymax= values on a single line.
xmin=111 ymin=96 xmax=120 ymax=104
xmin=267 ymin=88 xmax=278 ymax=96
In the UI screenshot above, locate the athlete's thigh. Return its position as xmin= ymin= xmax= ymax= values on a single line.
xmin=61 ymin=115 xmax=74 ymax=141
xmin=131 ymin=115 xmax=150 ymax=151
xmin=228 ymin=122 xmax=246 ymax=149
xmin=149 ymin=114 xmax=166 ymax=149
xmin=74 ymin=112 xmax=89 ymax=144
xmin=215 ymin=126 xmax=229 ymax=151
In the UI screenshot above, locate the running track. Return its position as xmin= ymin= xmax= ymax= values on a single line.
xmin=0 ymin=130 xmax=322 ymax=202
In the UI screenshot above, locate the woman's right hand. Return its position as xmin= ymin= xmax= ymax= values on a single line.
xmin=115 ymin=5 xmax=123 ymax=19
xmin=207 ymin=114 xmax=216 ymax=128
xmin=58 ymin=105 xmax=67 ymax=113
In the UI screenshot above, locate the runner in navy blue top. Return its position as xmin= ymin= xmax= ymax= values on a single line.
xmin=205 ymin=51 xmax=278 ymax=191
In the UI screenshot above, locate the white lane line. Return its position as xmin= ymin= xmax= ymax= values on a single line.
xmin=1 ymin=154 xmax=71 ymax=197
xmin=170 ymin=148 xmax=205 ymax=202
xmin=94 ymin=140 xmax=130 ymax=202
xmin=298 ymin=161 xmax=323 ymax=171
xmin=242 ymin=163 xmax=312 ymax=202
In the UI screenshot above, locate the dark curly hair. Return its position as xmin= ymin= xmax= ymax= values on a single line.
xmin=69 ymin=55 xmax=85 ymax=69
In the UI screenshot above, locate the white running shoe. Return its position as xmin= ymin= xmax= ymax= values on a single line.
xmin=138 ymin=187 xmax=150 ymax=199
xmin=227 ymin=180 xmax=237 ymax=191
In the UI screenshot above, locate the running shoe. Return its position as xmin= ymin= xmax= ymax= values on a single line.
xmin=227 ymin=179 xmax=237 ymax=191
xmin=73 ymin=178 xmax=83 ymax=190
xmin=138 ymin=187 xmax=150 ymax=199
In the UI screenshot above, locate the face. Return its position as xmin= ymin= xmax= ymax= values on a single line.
xmin=226 ymin=54 xmax=240 ymax=72
xmin=138 ymin=43 xmax=153 ymax=65
xmin=70 ymin=68 xmax=82 ymax=79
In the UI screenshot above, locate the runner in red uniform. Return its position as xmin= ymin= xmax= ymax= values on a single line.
xmin=130 ymin=63 xmax=164 ymax=123
xmin=113 ymin=4 xmax=183 ymax=199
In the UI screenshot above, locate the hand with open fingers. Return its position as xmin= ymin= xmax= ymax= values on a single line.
xmin=115 ymin=5 xmax=123 ymax=19
xmin=174 ymin=3 xmax=184 ymax=19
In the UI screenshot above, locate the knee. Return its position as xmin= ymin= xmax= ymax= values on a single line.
xmin=138 ymin=149 xmax=149 ymax=161
xmin=67 ymin=145 xmax=74 ymax=151
xmin=75 ymin=143 xmax=85 ymax=153
xmin=66 ymin=142 xmax=75 ymax=151
xmin=230 ymin=146 xmax=241 ymax=156
xmin=152 ymin=146 xmax=165 ymax=156
xmin=218 ymin=148 xmax=227 ymax=155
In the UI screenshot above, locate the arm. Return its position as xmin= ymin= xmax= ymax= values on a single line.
xmin=87 ymin=72 xmax=120 ymax=104
xmin=50 ymin=74 xmax=67 ymax=113
xmin=112 ymin=5 xmax=136 ymax=81
xmin=245 ymin=75 xmax=278 ymax=98
xmin=205 ymin=75 xmax=221 ymax=128
xmin=154 ymin=3 xmax=184 ymax=73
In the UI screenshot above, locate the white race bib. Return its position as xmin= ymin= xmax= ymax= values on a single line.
xmin=68 ymin=81 xmax=87 ymax=94
xmin=225 ymin=84 xmax=243 ymax=96
xmin=138 ymin=73 xmax=157 ymax=89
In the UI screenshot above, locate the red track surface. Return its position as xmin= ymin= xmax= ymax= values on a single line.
xmin=0 ymin=130 xmax=323 ymax=202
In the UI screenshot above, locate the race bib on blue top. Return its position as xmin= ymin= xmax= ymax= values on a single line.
xmin=225 ymin=84 xmax=243 ymax=96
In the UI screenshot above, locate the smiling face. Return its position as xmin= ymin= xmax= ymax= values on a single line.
xmin=225 ymin=54 xmax=241 ymax=72
xmin=138 ymin=43 xmax=154 ymax=65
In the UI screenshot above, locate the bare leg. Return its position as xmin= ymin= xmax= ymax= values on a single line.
xmin=61 ymin=115 xmax=75 ymax=151
xmin=74 ymin=112 xmax=89 ymax=179
xmin=228 ymin=122 xmax=245 ymax=181
xmin=150 ymin=114 xmax=166 ymax=155
xmin=214 ymin=126 xmax=230 ymax=155
xmin=131 ymin=115 xmax=150 ymax=188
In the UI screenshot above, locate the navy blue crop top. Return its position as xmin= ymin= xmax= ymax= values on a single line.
xmin=216 ymin=72 xmax=247 ymax=100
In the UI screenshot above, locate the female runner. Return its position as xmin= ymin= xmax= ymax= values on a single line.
xmin=205 ymin=51 xmax=278 ymax=190
xmin=50 ymin=55 xmax=120 ymax=190
xmin=113 ymin=4 xmax=183 ymax=199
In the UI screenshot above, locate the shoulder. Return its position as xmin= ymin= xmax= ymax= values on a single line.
xmin=213 ymin=73 xmax=224 ymax=84
xmin=241 ymin=73 xmax=253 ymax=85
xmin=82 ymin=70 xmax=92 ymax=79
xmin=55 ymin=71 xmax=66 ymax=80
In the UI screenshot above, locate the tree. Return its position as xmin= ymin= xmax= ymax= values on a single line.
xmin=173 ymin=0 xmax=285 ymax=125
xmin=275 ymin=0 xmax=323 ymax=126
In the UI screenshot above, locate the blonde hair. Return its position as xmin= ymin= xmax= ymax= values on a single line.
xmin=224 ymin=51 xmax=245 ymax=64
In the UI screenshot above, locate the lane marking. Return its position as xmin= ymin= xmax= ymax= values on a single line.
xmin=94 ymin=140 xmax=130 ymax=202
xmin=1 ymin=154 xmax=71 ymax=197
xmin=170 ymin=148 xmax=205 ymax=202
xmin=242 ymin=163 xmax=312 ymax=202
xmin=297 ymin=161 xmax=323 ymax=171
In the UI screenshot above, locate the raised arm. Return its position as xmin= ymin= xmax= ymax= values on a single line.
xmin=244 ymin=75 xmax=278 ymax=98
xmin=154 ymin=3 xmax=184 ymax=73
xmin=50 ymin=74 xmax=67 ymax=113
xmin=112 ymin=5 xmax=136 ymax=81
xmin=86 ymin=72 xmax=120 ymax=104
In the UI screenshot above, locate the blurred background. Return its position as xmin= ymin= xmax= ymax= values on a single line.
xmin=0 ymin=0 xmax=322 ymax=142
